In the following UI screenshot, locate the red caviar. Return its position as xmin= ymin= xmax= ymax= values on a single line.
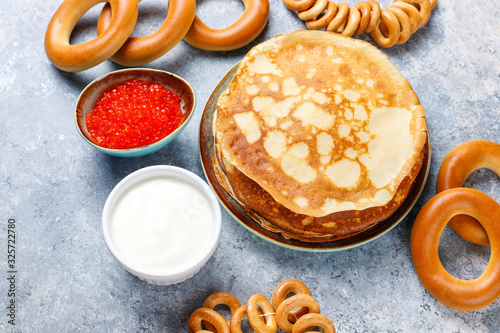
xmin=85 ymin=79 xmax=183 ymax=149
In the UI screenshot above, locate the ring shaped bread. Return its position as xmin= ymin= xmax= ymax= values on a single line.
xmin=436 ymin=140 xmax=500 ymax=246
xmin=97 ymin=0 xmax=196 ymax=66
xmin=229 ymin=305 xmax=249 ymax=333
xmin=187 ymin=307 xmax=230 ymax=333
xmin=202 ymin=292 xmax=241 ymax=331
xmin=246 ymin=294 xmax=278 ymax=333
xmin=275 ymin=294 xmax=320 ymax=332
xmin=369 ymin=8 xmax=401 ymax=47
xmin=292 ymin=313 xmax=336 ymax=333
xmin=411 ymin=188 xmax=500 ymax=311
xmin=183 ymin=0 xmax=270 ymax=51
xmin=283 ymin=0 xmax=437 ymax=47
xmin=272 ymin=279 xmax=311 ymax=323
xmin=44 ymin=0 xmax=138 ymax=72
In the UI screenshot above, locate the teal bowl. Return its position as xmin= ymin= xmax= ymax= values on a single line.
xmin=75 ymin=68 xmax=196 ymax=157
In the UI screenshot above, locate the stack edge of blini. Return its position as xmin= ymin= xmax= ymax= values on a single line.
xmin=214 ymin=30 xmax=427 ymax=242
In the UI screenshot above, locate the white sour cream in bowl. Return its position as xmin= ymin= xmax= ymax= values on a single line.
xmin=102 ymin=165 xmax=222 ymax=285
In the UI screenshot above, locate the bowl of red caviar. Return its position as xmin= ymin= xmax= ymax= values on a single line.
xmin=75 ymin=68 xmax=196 ymax=157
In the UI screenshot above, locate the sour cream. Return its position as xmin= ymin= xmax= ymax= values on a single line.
xmin=109 ymin=176 xmax=215 ymax=272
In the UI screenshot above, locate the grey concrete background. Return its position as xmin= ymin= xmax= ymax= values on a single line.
xmin=1 ymin=0 xmax=499 ymax=331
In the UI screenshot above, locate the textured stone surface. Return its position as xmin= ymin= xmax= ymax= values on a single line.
xmin=0 ymin=0 xmax=499 ymax=332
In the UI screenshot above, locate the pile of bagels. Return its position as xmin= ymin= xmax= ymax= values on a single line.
xmin=411 ymin=140 xmax=500 ymax=311
xmin=188 ymin=279 xmax=336 ymax=333
xmin=44 ymin=0 xmax=270 ymax=72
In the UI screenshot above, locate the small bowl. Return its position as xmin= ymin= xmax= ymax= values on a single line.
xmin=102 ymin=165 xmax=222 ymax=285
xmin=75 ymin=68 xmax=196 ymax=157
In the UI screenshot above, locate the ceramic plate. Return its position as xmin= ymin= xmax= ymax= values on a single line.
xmin=199 ymin=63 xmax=431 ymax=252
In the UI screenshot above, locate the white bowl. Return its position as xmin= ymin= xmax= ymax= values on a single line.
xmin=102 ymin=165 xmax=222 ymax=285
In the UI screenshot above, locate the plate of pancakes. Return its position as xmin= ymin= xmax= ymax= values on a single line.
xmin=199 ymin=31 xmax=431 ymax=251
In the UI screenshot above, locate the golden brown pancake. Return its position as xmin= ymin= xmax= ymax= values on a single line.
xmin=213 ymin=30 xmax=428 ymax=241
xmin=215 ymin=30 xmax=427 ymax=219
xmin=213 ymin=142 xmax=425 ymax=242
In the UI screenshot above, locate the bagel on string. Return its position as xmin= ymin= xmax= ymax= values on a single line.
xmin=411 ymin=188 xmax=500 ymax=311
xmin=229 ymin=305 xmax=249 ymax=333
xmin=97 ymin=0 xmax=196 ymax=66
xmin=202 ymin=292 xmax=241 ymax=332
xmin=44 ymin=0 xmax=139 ymax=72
xmin=436 ymin=140 xmax=500 ymax=246
xmin=275 ymin=294 xmax=320 ymax=333
xmin=292 ymin=313 xmax=336 ymax=333
xmin=283 ymin=0 xmax=438 ymax=48
xmin=398 ymin=0 xmax=432 ymax=29
xmin=188 ymin=307 xmax=230 ymax=333
xmin=272 ymin=279 xmax=311 ymax=323
xmin=369 ymin=8 xmax=400 ymax=47
xmin=386 ymin=5 xmax=412 ymax=44
xmin=246 ymin=294 xmax=278 ymax=333
xmin=358 ymin=0 xmax=382 ymax=33
xmin=183 ymin=0 xmax=270 ymax=51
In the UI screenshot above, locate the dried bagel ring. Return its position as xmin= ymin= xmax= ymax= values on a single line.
xmin=292 ymin=313 xmax=336 ymax=333
xmin=203 ymin=291 xmax=241 ymax=314
xmin=396 ymin=0 xmax=431 ymax=29
xmin=305 ymin=1 xmax=338 ymax=30
xmin=229 ymin=305 xmax=250 ymax=333
xmin=411 ymin=188 xmax=500 ymax=311
xmin=387 ymin=5 xmax=412 ymax=44
xmin=202 ymin=292 xmax=241 ymax=331
xmin=272 ymin=279 xmax=311 ymax=323
xmin=436 ymin=140 xmax=500 ymax=246
xmin=44 ymin=0 xmax=138 ymax=72
xmin=337 ymin=6 xmax=361 ymax=37
xmin=184 ymin=0 xmax=270 ymax=51
xmin=283 ymin=0 xmax=317 ymax=11
xmin=353 ymin=2 xmax=373 ymax=35
xmin=97 ymin=0 xmax=196 ymax=66
xmin=390 ymin=2 xmax=421 ymax=34
xmin=362 ymin=0 xmax=382 ymax=33
xmin=247 ymin=294 xmax=278 ymax=333
xmin=188 ymin=307 xmax=230 ymax=333
xmin=275 ymin=294 xmax=320 ymax=333
xmin=298 ymin=0 xmax=328 ymax=21
xmin=369 ymin=8 xmax=401 ymax=48
xmin=326 ymin=1 xmax=350 ymax=32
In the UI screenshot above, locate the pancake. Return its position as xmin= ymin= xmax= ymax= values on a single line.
xmin=213 ymin=141 xmax=425 ymax=242
xmin=215 ymin=30 xmax=427 ymax=219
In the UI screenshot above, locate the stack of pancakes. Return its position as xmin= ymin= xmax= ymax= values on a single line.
xmin=213 ymin=30 xmax=427 ymax=242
